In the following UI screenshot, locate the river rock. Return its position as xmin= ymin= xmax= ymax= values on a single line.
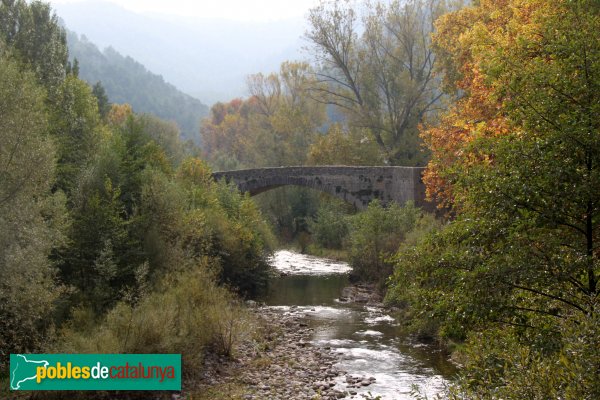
xmin=340 ymin=284 xmax=383 ymax=304
xmin=190 ymin=306 xmax=348 ymax=400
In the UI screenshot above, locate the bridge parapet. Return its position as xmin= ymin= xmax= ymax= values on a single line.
xmin=212 ymin=166 xmax=432 ymax=211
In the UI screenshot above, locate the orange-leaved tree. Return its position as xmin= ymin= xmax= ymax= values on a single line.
xmin=421 ymin=0 xmax=540 ymax=209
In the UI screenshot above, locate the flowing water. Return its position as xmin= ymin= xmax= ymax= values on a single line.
xmin=259 ymin=250 xmax=456 ymax=400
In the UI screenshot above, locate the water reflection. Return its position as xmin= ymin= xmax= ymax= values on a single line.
xmin=261 ymin=250 xmax=455 ymax=399
xmin=261 ymin=274 xmax=349 ymax=306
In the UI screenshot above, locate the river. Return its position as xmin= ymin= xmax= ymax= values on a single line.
xmin=258 ymin=250 xmax=455 ymax=400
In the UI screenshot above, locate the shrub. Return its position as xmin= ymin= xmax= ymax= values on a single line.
xmin=347 ymin=200 xmax=420 ymax=283
xmin=210 ymin=181 xmax=274 ymax=295
xmin=58 ymin=258 xmax=253 ymax=375
xmin=308 ymin=202 xmax=350 ymax=249
xmin=445 ymin=315 xmax=600 ymax=399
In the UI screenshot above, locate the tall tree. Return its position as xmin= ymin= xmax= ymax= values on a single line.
xmin=92 ymin=81 xmax=111 ymax=119
xmin=305 ymin=0 xmax=447 ymax=165
xmin=0 ymin=55 xmax=65 ymax=360
xmin=50 ymin=75 xmax=101 ymax=194
xmin=0 ymin=0 xmax=68 ymax=91
xmin=201 ymin=61 xmax=326 ymax=169
xmin=308 ymin=123 xmax=383 ymax=165
xmin=390 ymin=1 xmax=600 ymax=396
xmin=420 ymin=0 xmax=512 ymax=208
xmin=246 ymin=61 xmax=326 ymax=166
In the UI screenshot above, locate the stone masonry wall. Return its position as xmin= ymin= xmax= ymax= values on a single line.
xmin=212 ymin=166 xmax=433 ymax=211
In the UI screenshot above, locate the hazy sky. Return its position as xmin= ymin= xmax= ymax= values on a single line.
xmin=50 ymin=0 xmax=319 ymax=21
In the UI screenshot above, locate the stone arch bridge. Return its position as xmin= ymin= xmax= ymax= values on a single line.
xmin=212 ymin=166 xmax=433 ymax=211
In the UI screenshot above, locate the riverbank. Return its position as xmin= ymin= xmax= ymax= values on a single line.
xmin=189 ymin=306 xmax=377 ymax=400
xmin=186 ymin=249 xmax=453 ymax=400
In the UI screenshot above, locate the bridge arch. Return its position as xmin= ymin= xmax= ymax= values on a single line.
xmin=212 ymin=166 xmax=432 ymax=211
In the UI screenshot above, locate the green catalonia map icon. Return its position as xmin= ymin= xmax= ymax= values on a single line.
xmin=10 ymin=354 xmax=49 ymax=390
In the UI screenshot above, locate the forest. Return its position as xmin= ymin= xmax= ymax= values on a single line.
xmin=1 ymin=0 xmax=599 ymax=399
xmin=1 ymin=0 xmax=273 ymax=387
xmin=66 ymin=30 xmax=209 ymax=143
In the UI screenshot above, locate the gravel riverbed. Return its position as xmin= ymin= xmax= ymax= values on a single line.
xmin=192 ymin=306 xmax=378 ymax=400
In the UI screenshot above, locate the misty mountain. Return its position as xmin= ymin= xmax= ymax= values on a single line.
xmin=52 ymin=1 xmax=306 ymax=104
xmin=66 ymin=30 xmax=208 ymax=142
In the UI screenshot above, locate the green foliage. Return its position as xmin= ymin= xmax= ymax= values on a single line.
xmin=91 ymin=81 xmax=110 ymax=119
xmin=253 ymin=186 xmax=322 ymax=243
xmin=348 ymin=201 xmax=420 ymax=283
xmin=56 ymin=113 xmax=273 ymax=316
xmin=202 ymin=62 xmax=326 ymax=170
xmin=59 ymin=261 xmax=253 ymax=374
xmin=309 ymin=124 xmax=384 ymax=166
xmin=390 ymin=1 xmax=600 ymax=398
xmin=61 ymin=177 xmax=130 ymax=314
xmin=116 ymin=115 xmax=174 ymax=214
xmin=46 ymin=96 xmax=272 ymax=380
xmin=138 ymin=114 xmax=185 ymax=166
xmin=446 ymin=316 xmax=600 ymax=399
xmin=308 ymin=200 xmax=350 ymax=249
xmin=58 ymin=152 xmax=270 ymax=365
xmin=0 ymin=55 xmax=66 ymax=361
xmin=0 ymin=0 xmax=68 ymax=91
xmin=387 ymin=219 xmax=482 ymax=341
xmin=210 ymin=181 xmax=275 ymax=295
xmin=0 ymin=1 xmax=275 ymax=389
xmin=49 ymin=74 xmax=101 ymax=194
xmin=56 ymin=114 xmax=168 ymax=314
xmin=398 ymin=0 xmax=600 ymax=336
